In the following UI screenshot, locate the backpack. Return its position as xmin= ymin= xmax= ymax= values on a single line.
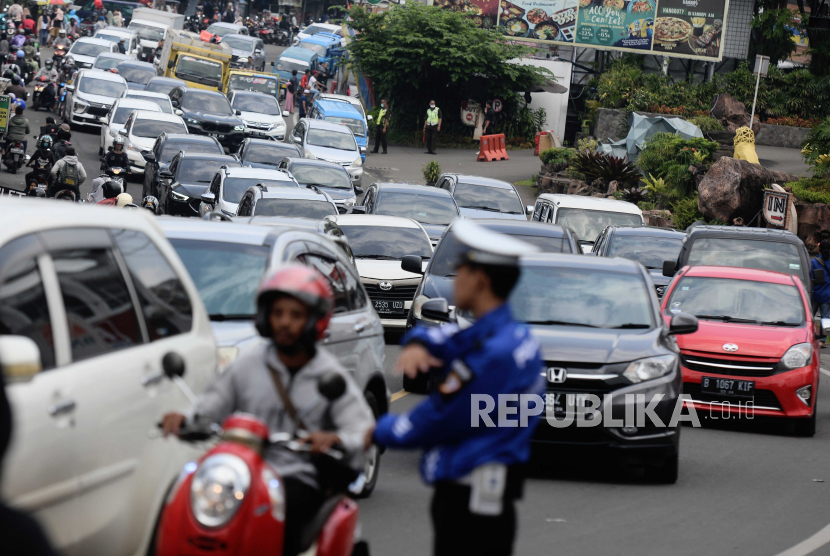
xmin=59 ymin=160 xmax=79 ymax=186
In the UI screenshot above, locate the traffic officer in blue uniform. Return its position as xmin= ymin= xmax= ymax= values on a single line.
xmin=367 ymin=220 xmax=545 ymax=556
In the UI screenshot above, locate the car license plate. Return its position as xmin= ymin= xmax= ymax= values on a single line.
xmin=373 ymin=299 xmax=404 ymax=314
xmin=700 ymin=376 xmax=755 ymax=398
xmin=545 ymin=392 xmax=591 ymax=415
xmin=10 ymin=148 xmax=23 ymax=154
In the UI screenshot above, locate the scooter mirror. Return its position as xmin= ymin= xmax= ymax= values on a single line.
xmin=317 ymin=372 xmax=346 ymax=401
xmin=162 ymin=352 xmax=186 ymax=379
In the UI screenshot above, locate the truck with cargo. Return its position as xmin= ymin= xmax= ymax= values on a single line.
xmin=156 ymin=28 xmax=233 ymax=91
xmin=128 ymin=8 xmax=185 ymax=62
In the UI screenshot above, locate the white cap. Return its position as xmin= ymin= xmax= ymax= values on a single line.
xmin=452 ymin=220 xmax=540 ymax=267
xmin=116 ymin=192 xmax=133 ymax=207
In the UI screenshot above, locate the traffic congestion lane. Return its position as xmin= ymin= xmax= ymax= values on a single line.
xmin=367 ymin=349 xmax=830 ymax=556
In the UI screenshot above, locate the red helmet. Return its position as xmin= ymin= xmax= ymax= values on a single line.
xmin=255 ymin=264 xmax=333 ymax=341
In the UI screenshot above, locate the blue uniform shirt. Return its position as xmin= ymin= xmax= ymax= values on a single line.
xmin=374 ymin=303 xmax=544 ymax=484
xmin=811 ymin=257 xmax=830 ymax=304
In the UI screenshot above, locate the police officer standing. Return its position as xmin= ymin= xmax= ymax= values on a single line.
xmin=371 ymin=98 xmax=390 ymax=155
xmin=368 ymin=220 xmax=544 ymax=556
xmin=424 ymin=99 xmax=442 ymax=155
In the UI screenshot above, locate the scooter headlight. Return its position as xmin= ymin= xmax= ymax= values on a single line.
xmin=190 ymin=454 xmax=251 ymax=527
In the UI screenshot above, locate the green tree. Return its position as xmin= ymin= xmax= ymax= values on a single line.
xmin=344 ymin=3 xmax=550 ymax=134
xmin=750 ymin=2 xmax=799 ymax=65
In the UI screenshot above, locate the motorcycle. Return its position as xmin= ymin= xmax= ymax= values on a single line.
xmin=257 ymin=26 xmax=273 ymax=44
xmin=3 ymin=140 xmax=26 ymax=173
xmin=31 ymin=75 xmax=52 ymax=110
xmin=52 ymin=44 xmax=68 ymax=64
xmin=102 ymin=165 xmax=127 ymax=193
xmin=275 ymin=28 xmax=290 ymax=46
xmin=56 ymin=81 xmax=68 ymax=115
xmin=154 ymin=356 xmax=368 ymax=556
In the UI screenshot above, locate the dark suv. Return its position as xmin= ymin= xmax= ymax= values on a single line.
xmin=663 ymin=225 xmax=820 ymax=300
xmin=168 ymin=87 xmax=245 ymax=152
xmin=157 ymin=152 xmax=240 ymax=216
xmin=142 ymin=133 xmax=224 ymax=199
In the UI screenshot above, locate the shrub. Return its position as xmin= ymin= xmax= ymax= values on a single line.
xmin=636 ymin=133 xmax=718 ymax=195
xmin=802 ymin=118 xmax=830 ymax=178
xmin=765 ymin=116 xmax=820 ymax=128
xmin=540 ymin=147 xmax=576 ymax=166
xmin=618 ymin=185 xmax=646 ymax=204
xmin=790 ymin=178 xmax=830 ymax=204
xmin=422 ymin=160 xmax=441 ymax=185
xmin=689 ymin=115 xmax=725 ymax=132
xmin=570 ymin=152 xmax=641 ymax=185
xmin=671 ymin=195 xmax=704 ymax=230
xmin=576 ymin=137 xmax=598 ymax=153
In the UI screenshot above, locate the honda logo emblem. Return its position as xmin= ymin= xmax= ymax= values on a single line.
xmin=547 ymin=367 xmax=567 ymax=383
xmin=379 ymin=282 xmax=392 ymax=291
xmin=722 ymin=343 xmax=739 ymax=352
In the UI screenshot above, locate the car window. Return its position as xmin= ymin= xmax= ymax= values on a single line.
xmin=301 ymin=254 xmax=348 ymax=313
xmin=160 ymin=140 xmax=222 ymax=164
xmin=112 ymin=230 xmax=193 ymax=339
xmin=306 ymin=128 xmax=356 ymax=151
xmin=223 ymin=177 xmax=294 ymax=203
xmin=133 ymin=119 xmax=188 ymax=138
xmin=244 ymin=142 xmax=300 ymax=166
xmin=253 ymin=198 xmax=337 ymax=218
xmin=337 ymin=225 xmax=432 ymax=259
xmin=686 ymin=238 xmax=804 ymax=280
xmin=52 ymin=248 xmax=143 ymax=362
xmin=79 ymin=76 xmax=127 ymax=98
xmin=555 ymin=208 xmax=643 ymax=244
xmin=607 ymin=235 xmax=683 ymax=270
xmin=375 ymin=191 xmax=458 ymax=225
xmin=0 ymin=238 xmax=56 ymax=370
xmin=453 ymin=182 xmax=523 ymax=214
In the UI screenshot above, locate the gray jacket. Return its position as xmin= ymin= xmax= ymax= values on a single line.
xmin=51 ymin=155 xmax=87 ymax=185
xmin=188 ymin=340 xmax=374 ymax=489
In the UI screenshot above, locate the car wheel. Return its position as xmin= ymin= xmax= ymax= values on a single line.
xmin=644 ymin=451 xmax=678 ymax=484
xmin=793 ymin=398 xmax=817 ymax=437
xmin=356 ymin=391 xmax=381 ymax=498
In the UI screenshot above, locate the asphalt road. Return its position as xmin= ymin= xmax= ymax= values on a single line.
xmin=7 ymin=43 xmax=830 ymax=556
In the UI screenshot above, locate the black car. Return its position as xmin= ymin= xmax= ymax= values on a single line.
xmin=145 ymin=77 xmax=187 ymax=95
xmin=142 ymin=133 xmax=224 ymax=198
xmin=276 ymin=157 xmax=358 ymax=213
xmin=592 ymin=226 xmax=685 ymax=298
xmin=115 ymin=60 xmax=158 ymax=90
xmin=403 ymin=218 xmax=582 ymax=330
xmin=663 ymin=225 xmax=818 ymax=299
xmin=362 ymin=182 xmax=459 ymax=247
xmin=168 ymin=87 xmax=245 ymax=151
xmin=158 ymin=152 xmax=240 ymax=216
xmin=237 ymin=138 xmax=300 ymax=169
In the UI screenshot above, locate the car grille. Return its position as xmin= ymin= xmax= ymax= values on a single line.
xmin=87 ymin=102 xmax=111 ymax=116
xmin=540 ymin=361 xmax=629 ymax=395
xmin=682 ymin=382 xmax=782 ymax=410
xmin=246 ymin=121 xmax=270 ymax=130
xmin=201 ymin=121 xmax=234 ymax=133
xmin=364 ymin=283 xmax=418 ymax=301
xmin=680 ymin=353 xmax=778 ymax=377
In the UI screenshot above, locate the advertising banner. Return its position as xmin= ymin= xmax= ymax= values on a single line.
xmin=491 ymin=0 xmax=729 ymax=60
xmin=0 ymin=95 xmax=9 ymax=135
xmin=434 ymin=0 xmax=501 ymax=29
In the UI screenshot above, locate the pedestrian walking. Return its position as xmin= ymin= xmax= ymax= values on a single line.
xmin=371 ymin=99 xmax=390 ymax=154
xmin=300 ymin=69 xmax=310 ymax=92
xmin=482 ymin=100 xmax=495 ymax=135
xmin=299 ymin=89 xmax=311 ymax=118
xmin=37 ymin=11 xmax=50 ymax=45
xmin=284 ymin=69 xmax=298 ymax=113
xmin=368 ymin=220 xmax=543 ymax=556
xmin=811 ymin=239 xmax=830 ymax=348
xmin=424 ymin=100 xmax=442 ymax=155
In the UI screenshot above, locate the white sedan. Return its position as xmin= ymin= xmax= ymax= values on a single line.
xmin=228 ymin=89 xmax=289 ymax=140
xmin=100 ymin=98 xmax=161 ymax=156
xmin=119 ymin=110 xmax=188 ymax=175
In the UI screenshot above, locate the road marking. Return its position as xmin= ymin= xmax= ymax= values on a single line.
xmin=775 ymin=523 xmax=830 ymax=556
xmin=390 ymin=390 xmax=409 ymax=402
xmin=821 ymin=367 xmax=830 ymax=378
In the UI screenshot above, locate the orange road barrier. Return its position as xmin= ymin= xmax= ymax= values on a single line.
xmin=477 ymin=134 xmax=509 ymax=161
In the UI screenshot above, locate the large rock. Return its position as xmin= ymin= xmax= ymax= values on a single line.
xmin=697 ymin=157 xmax=797 ymax=223
xmin=710 ymin=93 xmax=760 ymax=134
xmin=642 ymin=210 xmax=674 ymax=228
xmin=795 ymin=202 xmax=830 ymax=253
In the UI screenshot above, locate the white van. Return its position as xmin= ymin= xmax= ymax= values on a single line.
xmin=0 ymin=198 xmax=216 ymax=556
xmin=531 ymin=193 xmax=644 ymax=250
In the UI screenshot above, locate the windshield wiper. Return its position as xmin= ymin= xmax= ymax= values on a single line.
xmin=694 ymin=314 xmax=759 ymax=324
xmin=612 ymin=323 xmax=651 ymax=329
xmin=356 ymin=255 xmax=399 ymax=260
xmin=644 ymin=266 xmax=661 ymax=270
xmin=757 ymin=320 xmax=801 ymax=327
xmin=209 ymin=314 xmax=254 ymax=321
xmin=461 ymin=205 xmax=500 ymax=212
xmin=525 ymin=320 xmax=601 ymax=327
xmin=504 ymin=211 xmax=524 ymax=214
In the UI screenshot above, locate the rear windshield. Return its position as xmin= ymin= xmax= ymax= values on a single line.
xmin=253 ymin=198 xmax=336 ymax=218
xmin=300 ymin=43 xmax=326 ymax=57
xmin=243 ymin=143 xmax=299 ymax=165
xmin=339 ymin=225 xmax=432 ymax=259
xmin=275 ymin=58 xmax=309 ymax=73
xmin=686 ymin=238 xmax=804 ymax=279
xmin=233 ymin=94 xmax=280 ymax=115
xmin=223 ymin=177 xmax=296 ymax=203
xmin=144 ymin=81 xmax=180 ymax=95
xmin=324 ymin=116 xmax=364 ymax=137
xmin=79 ymin=77 xmax=126 ymax=98
xmin=555 ymin=208 xmax=643 ymax=244
xmin=375 ymin=192 xmax=458 ymax=226
xmin=94 ymin=55 xmax=125 ymax=69
xmin=454 ymin=182 xmax=523 ymax=215
xmin=289 ymin=164 xmax=351 ymax=189
xmin=176 ymin=56 xmax=223 ymax=88
xmin=127 ymin=94 xmax=172 ymax=113
xmin=133 ymin=119 xmax=187 ymax=138
xmin=608 ymin=235 xmax=683 ymax=269
xmin=665 ymin=276 xmax=805 ymax=326
xmin=178 ymin=159 xmax=238 ymax=183
xmin=117 ymin=64 xmax=156 ymax=85
xmin=70 ymin=42 xmax=111 ymax=57
xmin=160 ymin=140 xmax=222 ymax=163
xmin=229 ymin=74 xmax=277 ymax=96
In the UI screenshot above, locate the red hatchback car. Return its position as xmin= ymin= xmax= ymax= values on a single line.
xmin=661 ymin=265 xmax=819 ymax=436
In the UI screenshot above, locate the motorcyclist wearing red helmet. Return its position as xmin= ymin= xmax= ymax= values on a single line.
xmin=161 ymin=264 xmax=374 ymax=556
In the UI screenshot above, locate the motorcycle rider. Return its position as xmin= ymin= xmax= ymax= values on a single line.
xmin=25 ymin=135 xmax=55 ymax=189
xmin=34 ymin=59 xmax=57 ymax=81
xmin=6 ymin=74 xmax=27 ymax=101
xmin=3 ymin=104 xmax=29 ymax=157
xmin=39 ymin=117 xmax=59 ymax=141
xmin=95 ymin=179 xmax=123 ymax=205
xmin=23 ymin=37 xmax=37 ymax=73
xmin=102 ymin=137 xmax=130 ymax=174
xmin=34 ymin=61 xmax=58 ymax=109
xmin=141 ymin=195 xmax=159 ymax=213
xmin=52 ymin=29 xmax=71 ymax=51
xmin=10 ymin=28 xmax=26 ymax=49
xmin=49 ymin=145 xmax=86 ymax=198
xmin=53 ymin=124 xmax=71 ymax=159
xmin=161 ymin=264 xmax=375 ymax=556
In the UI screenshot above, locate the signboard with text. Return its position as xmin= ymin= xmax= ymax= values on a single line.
xmin=0 ymin=95 xmax=10 ymax=135
xmin=763 ymin=190 xmax=789 ymax=227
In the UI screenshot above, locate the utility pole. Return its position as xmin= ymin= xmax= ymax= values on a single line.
xmin=750 ymin=55 xmax=769 ymax=128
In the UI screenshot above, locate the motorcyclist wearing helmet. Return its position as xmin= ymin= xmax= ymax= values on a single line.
xmin=96 ymin=178 xmax=123 ymax=205
xmin=58 ymin=61 xmax=74 ymax=85
xmin=102 ymin=137 xmax=130 ymax=174
xmin=53 ymin=123 xmax=71 ymax=159
xmin=141 ymin=195 xmax=159 ymax=214
xmin=26 ymin=185 xmax=47 ymax=197
xmin=35 ymin=59 xmax=57 ymax=81
xmin=25 ymin=135 xmax=55 ymax=189
xmin=10 ymin=29 xmax=26 ymax=49
xmin=23 ymin=38 xmax=37 ymax=73
xmin=52 ymin=29 xmax=71 ymax=50
xmin=161 ymin=264 xmax=374 ymax=556
xmin=3 ymin=104 xmax=29 ymax=157
xmin=6 ymin=73 xmax=26 ymax=101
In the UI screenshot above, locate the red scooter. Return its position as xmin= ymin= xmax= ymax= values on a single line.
xmin=154 ymin=354 xmax=368 ymax=556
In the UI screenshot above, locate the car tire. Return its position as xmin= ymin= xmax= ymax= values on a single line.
xmin=356 ymin=391 xmax=381 ymax=498
xmin=644 ymin=451 xmax=678 ymax=484
xmin=793 ymin=399 xmax=817 ymax=437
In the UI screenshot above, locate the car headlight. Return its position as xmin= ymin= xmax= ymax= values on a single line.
xmin=186 ymin=118 xmax=200 ymax=125
xmin=351 ymin=157 xmax=362 ymax=168
xmin=623 ymin=354 xmax=676 ymax=384
xmin=271 ymin=122 xmax=285 ymax=131
xmin=190 ymin=454 xmax=251 ymax=528
xmin=344 ymin=197 xmax=355 ymax=207
xmin=216 ymin=346 xmax=239 ymax=373
xmin=234 ymin=125 xmax=245 ymax=131
xmin=171 ymin=190 xmax=189 ymax=201
xmin=781 ymin=343 xmax=812 ymax=370
xmin=73 ymin=101 xmax=87 ymax=113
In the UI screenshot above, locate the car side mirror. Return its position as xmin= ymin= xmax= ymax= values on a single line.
xmin=270 ymin=61 xmax=276 ymax=67
xmin=118 ymin=128 xmax=127 ymax=135
xmin=235 ymin=110 xmax=242 ymax=116
xmin=359 ymin=146 xmax=367 ymax=154
xmin=0 ymin=335 xmax=42 ymax=383
xmin=354 ymin=185 xmax=363 ymax=194
xmin=143 ymin=152 xmax=155 ymax=162
xmin=282 ymin=110 xmax=289 ymax=117
xmin=292 ymin=135 xmax=302 ymax=143
xmin=821 ymin=318 xmax=830 ymax=336
xmin=175 ymin=108 xmax=184 ymax=116
xmin=814 ymin=268 xmax=826 ymax=285
xmin=162 ymin=351 xmax=185 ymax=379
xmin=421 ymin=298 xmax=450 ymax=323
xmin=167 ymin=60 xmax=174 ymax=69
xmin=336 ymin=205 xmax=348 ymax=214
xmin=527 ymin=205 xmax=535 ymax=215
xmin=200 ymin=192 xmax=216 ymax=205
xmin=317 ymin=371 xmax=346 ymax=401
xmin=350 ymin=205 xmax=365 ymax=214
xmin=401 ymin=255 xmax=423 ymax=275
xmin=366 ymin=114 xmax=373 ymax=121
xmin=159 ymin=170 xmax=173 ymax=179
xmin=668 ymin=312 xmax=698 ymax=336
xmin=65 ymin=84 xmax=75 ymax=91
xmin=662 ymin=260 xmax=676 ymax=277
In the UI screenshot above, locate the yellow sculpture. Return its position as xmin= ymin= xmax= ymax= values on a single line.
xmin=733 ymin=126 xmax=760 ymax=164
